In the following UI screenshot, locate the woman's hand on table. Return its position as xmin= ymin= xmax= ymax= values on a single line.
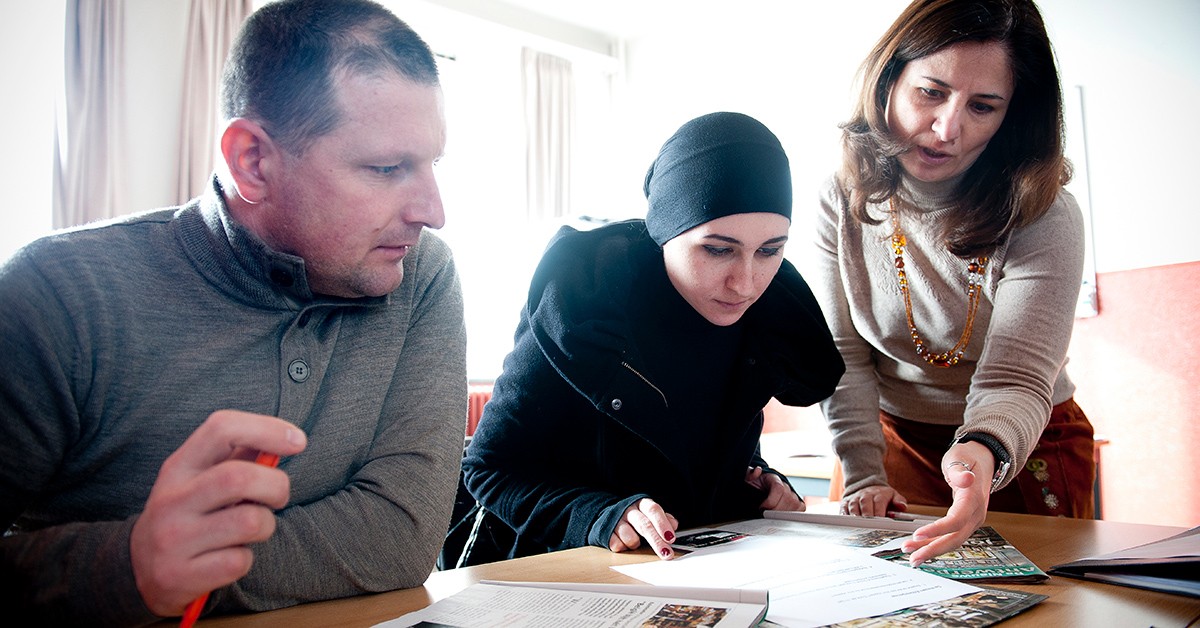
xmin=841 ymin=484 xmax=908 ymax=517
xmin=901 ymin=443 xmax=993 ymax=565
xmin=746 ymin=466 xmax=805 ymax=511
xmin=609 ymin=498 xmax=679 ymax=560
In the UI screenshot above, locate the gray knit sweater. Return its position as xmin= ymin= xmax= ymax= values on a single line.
xmin=813 ymin=175 xmax=1084 ymax=496
xmin=0 ymin=178 xmax=468 ymax=625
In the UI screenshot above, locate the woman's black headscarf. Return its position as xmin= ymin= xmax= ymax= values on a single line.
xmin=643 ymin=112 xmax=792 ymax=246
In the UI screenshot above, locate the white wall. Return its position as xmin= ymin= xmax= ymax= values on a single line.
xmin=1039 ymin=0 xmax=1200 ymax=273
xmin=603 ymin=0 xmax=1200 ymax=275
xmin=0 ymin=0 xmax=61 ymax=256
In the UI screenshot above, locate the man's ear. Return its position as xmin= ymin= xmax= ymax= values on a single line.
xmin=220 ymin=118 xmax=274 ymax=205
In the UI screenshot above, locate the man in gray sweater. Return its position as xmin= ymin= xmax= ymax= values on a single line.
xmin=0 ymin=1 xmax=467 ymax=625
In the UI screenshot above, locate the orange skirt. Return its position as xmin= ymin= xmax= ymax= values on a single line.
xmin=830 ymin=399 xmax=1096 ymax=518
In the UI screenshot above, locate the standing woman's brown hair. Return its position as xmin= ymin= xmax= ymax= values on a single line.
xmin=839 ymin=0 xmax=1071 ymax=257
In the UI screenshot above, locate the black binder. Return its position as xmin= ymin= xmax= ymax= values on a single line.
xmin=1048 ymin=526 xmax=1200 ymax=598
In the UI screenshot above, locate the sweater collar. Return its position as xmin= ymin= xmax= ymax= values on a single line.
xmin=898 ymin=172 xmax=965 ymax=213
xmin=175 ymin=176 xmax=385 ymax=310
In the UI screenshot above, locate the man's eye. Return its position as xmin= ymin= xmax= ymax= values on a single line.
xmin=370 ymin=163 xmax=407 ymax=176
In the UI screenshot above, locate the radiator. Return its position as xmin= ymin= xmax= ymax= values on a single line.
xmin=466 ymin=384 xmax=493 ymax=436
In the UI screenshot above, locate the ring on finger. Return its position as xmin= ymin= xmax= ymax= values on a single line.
xmin=946 ymin=460 xmax=973 ymax=472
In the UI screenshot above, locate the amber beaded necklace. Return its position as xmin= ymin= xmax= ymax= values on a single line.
xmin=888 ymin=198 xmax=988 ymax=368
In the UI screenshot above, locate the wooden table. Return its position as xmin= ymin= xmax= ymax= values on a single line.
xmin=196 ymin=508 xmax=1200 ymax=627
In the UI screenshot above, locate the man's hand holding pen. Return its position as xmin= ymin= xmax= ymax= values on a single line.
xmin=129 ymin=410 xmax=306 ymax=618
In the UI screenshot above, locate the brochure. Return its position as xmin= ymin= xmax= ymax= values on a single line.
xmin=374 ymin=580 xmax=769 ymax=627
xmin=818 ymin=587 xmax=1048 ymax=627
xmin=873 ymin=526 xmax=1049 ymax=583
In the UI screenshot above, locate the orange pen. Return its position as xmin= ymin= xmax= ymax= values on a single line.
xmin=179 ymin=451 xmax=281 ymax=628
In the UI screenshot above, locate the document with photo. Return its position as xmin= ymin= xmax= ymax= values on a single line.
xmin=616 ymin=533 xmax=978 ymax=627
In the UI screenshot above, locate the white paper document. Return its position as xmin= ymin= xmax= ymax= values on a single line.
xmin=375 ymin=580 xmax=769 ymax=627
xmin=614 ymin=534 xmax=978 ymax=627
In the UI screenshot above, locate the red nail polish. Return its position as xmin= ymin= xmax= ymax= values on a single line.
xmin=664 ymin=530 xmax=675 ymax=542
xmin=660 ymin=548 xmax=672 ymax=558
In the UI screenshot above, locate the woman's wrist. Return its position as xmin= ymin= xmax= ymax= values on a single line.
xmin=953 ymin=432 xmax=1012 ymax=492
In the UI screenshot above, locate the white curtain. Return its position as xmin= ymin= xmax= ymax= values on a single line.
xmin=174 ymin=0 xmax=252 ymax=204
xmin=53 ymin=0 xmax=126 ymax=229
xmin=522 ymin=48 xmax=574 ymax=221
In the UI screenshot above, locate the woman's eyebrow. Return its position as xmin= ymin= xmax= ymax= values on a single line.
xmin=923 ymin=75 xmax=1008 ymax=102
xmin=703 ymin=235 xmax=742 ymax=245
xmin=702 ymin=234 xmax=790 ymax=245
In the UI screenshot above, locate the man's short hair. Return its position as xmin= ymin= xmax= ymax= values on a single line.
xmin=221 ymin=0 xmax=440 ymax=154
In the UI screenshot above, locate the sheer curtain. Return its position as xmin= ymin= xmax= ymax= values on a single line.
xmin=53 ymin=0 xmax=126 ymax=229
xmin=174 ymin=0 xmax=252 ymax=204
xmin=53 ymin=0 xmax=249 ymax=228
xmin=522 ymin=48 xmax=574 ymax=221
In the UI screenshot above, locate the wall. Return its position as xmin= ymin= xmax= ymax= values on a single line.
xmin=610 ymin=0 xmax=1200 ymax=276
xmin=1068 ymin=262 xmax=1200 ymax=527
xmin=0 ymin=1 xmax=60 ymax=256
xmin=1039 ymin=0 xmax=1200 ymax=274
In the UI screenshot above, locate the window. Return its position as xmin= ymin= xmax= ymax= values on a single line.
xmin=424 ymin=13 xmax=625 ymax=380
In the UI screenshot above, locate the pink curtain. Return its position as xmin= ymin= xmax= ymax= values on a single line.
xmin=174 ymin=0 xmax=253 ymax=204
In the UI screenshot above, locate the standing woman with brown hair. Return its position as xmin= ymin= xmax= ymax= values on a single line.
xmin=814 ymin=0 xmax=1096 ymax=565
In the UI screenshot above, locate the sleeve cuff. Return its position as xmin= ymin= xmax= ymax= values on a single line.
xmin=953 ymin=432 xmax=1014 ymax=492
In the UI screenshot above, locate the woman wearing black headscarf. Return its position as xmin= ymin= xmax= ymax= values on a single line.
xmin=456 ymin=112 xmax=844 ymax=565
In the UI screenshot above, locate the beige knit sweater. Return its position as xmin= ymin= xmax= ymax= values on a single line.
xmin=812 ymin=174 xmax=1084 ymax=496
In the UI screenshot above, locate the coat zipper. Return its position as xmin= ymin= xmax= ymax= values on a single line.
xmin=620 ymin=361 xmax=668 ymax=407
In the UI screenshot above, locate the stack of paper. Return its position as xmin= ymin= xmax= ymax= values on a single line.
xmin=376 ymin=580 xmax=769 ymax=627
